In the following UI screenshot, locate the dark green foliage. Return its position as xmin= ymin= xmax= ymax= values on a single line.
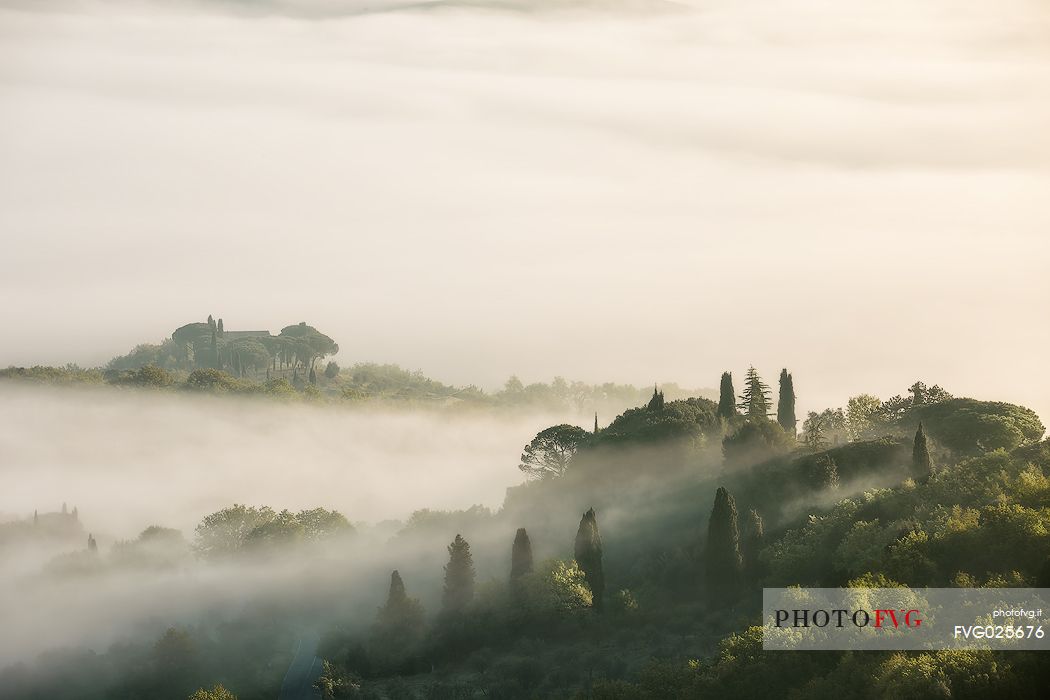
xmin=647 ymin=386 xmax=665 ymax=411
xmin=519 ymin=424 xmax=590 ymax=479
xmin=705 ymin=487 xmax=741 ymax=600
xmin=810 ymin=454 xmax=839 ymax=490
xmin=184 ymin=368 xmax=245 ymax=393
xmin=737 ymin=366 xmax=771 ymax=419
xmin=309 ymin=366 xmax=317 ymax=385
xmin=154 ymin=627 xmax=195 ymax=676
xmin=717 ymin=371 xmax=736 ymax=420
xmin=777 ymin=369 xmax=796 ymax=435
xmin=378 ymin=570 xmax=425 ymax=634
xmin=109 ymin=364 xmax=175 ymax=388
xmin=1037 ymin=557 xmax=1050 ymax=588
xmin=735 ymin=437 xmax=908 ymax=523
xmin=913 ymin=422 xmax=933 ymax=476
xmin=906 ymin=398 xmax=1044 ymax=455
xmin=722 ymin=419 xmax=792 ymax=466
xmin=574 ymin=508 xmax=605 ymax=611
xmin=442 ymin=534 xmax=476 ymax=614
xmin=324 ymin=361 xmax=340 ymax=379
xmin=194 ymin=504 xmax=352 ymax=559
xmin=592 ymin=397 xmax=719 ymax=448
xmin=511 ymin=528 xmax=533 ymax=582
xmin=367 ymin=570 xmax=427 ymax=676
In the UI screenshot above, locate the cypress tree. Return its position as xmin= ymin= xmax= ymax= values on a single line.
xmin=777 ymin=369 xmax=796 ymax=435
xmin=87 ymin=534 xmax=97 ymax=552
xmin=647 ymin=385 xmax=664 ymax=411
xmin=717 ymin=372 xmax=736 ymax=419
xmin=574 ymin=508 xmax=605 ymax=611
xmin=378 ymin=570 xmax=424 ymax=629
xmin=217 ymin=318 xmax=224 ymax=336
xmin=913 ymin=422 xmax=933 ymax=476
xmin=742 ymin=508 xmax=765 ymax=584
xmin=374 ymin=570 xmax=425 ymax=655
xmin=594 ymin=413 xmax=599 ymax=434
xmin=309 ymin=366 xmax=317 ymax=385
xmin=738 ymin=366 xmax=771 ymax=419
xmin=33 ymin=510 xmax=38 ymax=526
xmin=705 ymin=487 xmax=741 ymax=600
xmin=442 ymin=534 xmax=476 ymax=614
xmin=510 ymin=528 xmax=534 ymax=583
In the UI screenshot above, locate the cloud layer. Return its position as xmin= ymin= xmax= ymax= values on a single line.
xmin=1 ymin=0 xmax=1048 ymax=419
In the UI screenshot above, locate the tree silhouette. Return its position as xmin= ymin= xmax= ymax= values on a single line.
xmin=647 ymin=385 xmax=665 ymax=411
xmin=777 ymin=369 xmax=796 ymax=436
xmin=574 ymin=508 xmax=605 ymax=611
xmin=510 ymin=528 xmax=534 ymax=583
xmin=913 ymin=422 xmax=933 ymax=476
xmin=705 ymin=487 xmax=741 ymax=601
xmin=802 ymin=411 xmax=829 ymax=451
xmin=738 ymin=366 xmax=771 ymax=419
xmin=442 ymin=535 xmax=476 ymax=614
xmin=377 ymin=570 xmax=425 ymax=632
xmin=372 ymin=570 xmax=425 ymax=669
xmin=519 ymin=425 xmax=589 ymax=479
xmin=717 ymin=372 xmax=736 ymax=420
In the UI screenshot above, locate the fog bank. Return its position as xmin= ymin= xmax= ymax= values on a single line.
xmin=0 ymin=385 xmax=558 ymax=536
xmin=1 ymin=0 xmax=1048 ymax=424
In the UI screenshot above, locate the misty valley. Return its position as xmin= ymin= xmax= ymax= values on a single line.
xmin=3 ymin=0 xmax=1049 ymax=698
xmin=2 ymin=332 xmax=1049 ymax=699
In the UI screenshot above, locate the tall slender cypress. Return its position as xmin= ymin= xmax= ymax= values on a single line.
xmin=574 ymin=508 xmax=605 ymax=611
xmin=718 ymin=372 xmax=736 ymax=419
xmin=777 ymin=369 xmax=796 ymax=435
xmin=913 ymin=422 xmax=933 ymax=476
xmin=375 ymin=570 xmax=425 ymax=650
xmin=510 ymin=528 xmax=534 ymax=582
xmin=442 ymin=534 xmax=476 ymax=614
xmin=705 ymin=487 xmax=741 ymax=600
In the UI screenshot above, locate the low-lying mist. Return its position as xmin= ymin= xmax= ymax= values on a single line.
xmin=0 ymin=384 xmax=558 ymax=537
xmin=0 ymin=384 xmax=581 ymax=663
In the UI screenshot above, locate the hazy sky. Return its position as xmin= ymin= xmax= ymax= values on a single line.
xmin=1 ymin=0 xmax=1048 ymax=421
